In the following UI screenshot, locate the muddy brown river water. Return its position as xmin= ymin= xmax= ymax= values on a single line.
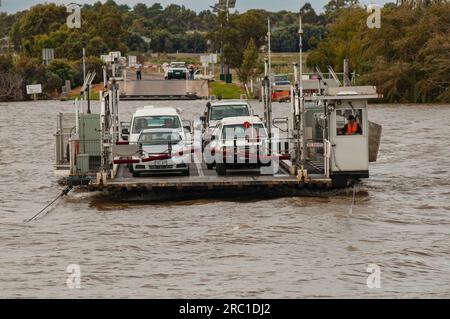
xmin=0 ymin=100 xmax=449 ymax=298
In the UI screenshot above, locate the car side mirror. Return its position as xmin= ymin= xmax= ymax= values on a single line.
xmin=122 ymin=128 xmax=129 ymax=135
xmin=211 ymin=135 xmax=216 ymax=141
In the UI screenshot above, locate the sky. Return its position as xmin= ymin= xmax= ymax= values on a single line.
xmin=0 ymin=0 xmax=394 ymax=14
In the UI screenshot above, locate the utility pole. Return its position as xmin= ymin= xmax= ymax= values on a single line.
xmin=82 ymin=48 xmax=86 ymax=82
xmin=263 ymin=59 xmax=272 ymax=155
xmin=299 ymin=14 xmax=303 ymax=91
xmin=298 ymin=14 xmax=306 ymax=179
xmin=267 ymin=18 xmax=272 ymax=79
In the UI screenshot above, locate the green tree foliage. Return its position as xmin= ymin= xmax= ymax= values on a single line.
xmin=324 ymin=0 xmax=360 ymax=22
xmin=211 ymin=10 xmax=267 ymax=71
xmin=0 ymin=11 xmax=25 ymax=38
xmin=307 ymin=7 xmax=367 ymax=72
xmin=307 ymin=1 xmax=450 ymax=103
xmin=47 ymin=59 xmax=76 ymax=85
xmin=3 ymin=1 xmax=218 ymax=57
xmin=271 ymin=24 xmax=326 ymax=52
xmin=239 ymin=38 xmax=261 ymax=85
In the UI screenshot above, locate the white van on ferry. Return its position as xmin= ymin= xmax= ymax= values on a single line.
xmin=126 ymin=106 xmax=185 ymax=143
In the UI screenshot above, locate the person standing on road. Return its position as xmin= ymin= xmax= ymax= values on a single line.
xmin=189 ymin=65 xmax=195 ymax=80
xmin=136 ymin=62 xmax=143 ymax=81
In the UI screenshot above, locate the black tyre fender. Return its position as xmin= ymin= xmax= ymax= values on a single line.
xmin=216 ymin=163 xmax=227 ymax=176
xmin=331 ymin=176 xmax=348 ymax=188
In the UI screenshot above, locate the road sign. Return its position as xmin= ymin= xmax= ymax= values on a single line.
xmin=200 ymin=55 xmax=210 ymax=66
xmin=128 ymin=56 xmax=137 ymax=67
xmin=100 ymin=55 xmax=112 ymax=63
xmin=26 ymin=84 xmax=42 ymax=95
xmin=109 ymin=51 xmax=121 ymax=60
xmin=42 ymin=48 xmax=54 ymax=65
xmin=210 ymin=54 xmax=218 ymax=64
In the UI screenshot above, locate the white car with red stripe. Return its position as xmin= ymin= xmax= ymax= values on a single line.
xmin=131 ymin=129 xmax=190 ymax=177
xmin=206 ymin=116 xmax=271 ymax=176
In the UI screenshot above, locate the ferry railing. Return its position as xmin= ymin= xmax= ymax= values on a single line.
xmin=69 ymin=139 xmax=102 ymax=175
xmin=55 ymin=132 xmax=72 ymax=168
xmin=55 ymin=113 xmax=76 ymax=169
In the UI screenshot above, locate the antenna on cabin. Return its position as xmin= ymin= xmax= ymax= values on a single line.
xmin=81 ymin=71 xmax=96 ymax=114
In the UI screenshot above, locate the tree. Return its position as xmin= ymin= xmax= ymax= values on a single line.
xmin=308 ymin=1 xmax=450 ymax=103
xmin=323 ymin=0 xmax=360 ymax=22
xmin=239 ymin=38 xmax=260 ymax=90
xmin=307 ymin=7 xmax=367 ymax=72
xmin=86 ymin=36 xmax=109 ymax=57
xmin=11 ymin=3 xmax=66 ymax=50
xmin=213 ymin=10 xmax=266 ymax=71
xmin=301 ymin=3 xmax=320 ymax=24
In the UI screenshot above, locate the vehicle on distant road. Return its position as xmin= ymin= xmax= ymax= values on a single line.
xmin=165 ymin=62 xmax=188 ymax=80
xmin=272 ymin=80 xmax=291 ymax=102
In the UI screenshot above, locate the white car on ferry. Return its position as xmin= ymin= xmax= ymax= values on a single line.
xmin=126 ymin=106 xmax=186 ymax=143
xmin=206 ymin=116 xmax=271 ymax=176
xmin=132 ymin=128 xmax=190 ymax=177
xmin=200 ymin=101 xmax=253 ymax=149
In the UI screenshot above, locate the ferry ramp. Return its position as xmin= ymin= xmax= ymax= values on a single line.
xmin=120 ymin=68 xmax=209 ymax=100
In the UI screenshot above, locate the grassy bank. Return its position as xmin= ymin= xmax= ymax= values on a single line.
xmin=210 ymin=81 xmax=246 ymax=100
xmin=67 ymin=84 xmax=103 ymax=101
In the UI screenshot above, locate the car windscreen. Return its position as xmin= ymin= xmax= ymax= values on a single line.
xmin=139 ymin=132 xmax=182 ymax=145
xmin=132 ymin=116 xmax=181 ymax=134
xmin=222 ymin=124 xmax=267 ymax=140
xmin=210 ymin=105 xmax=250 ymax=121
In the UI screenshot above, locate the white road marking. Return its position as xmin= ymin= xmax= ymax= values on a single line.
xmin=196 ymin=163 xmax=204 ymax=177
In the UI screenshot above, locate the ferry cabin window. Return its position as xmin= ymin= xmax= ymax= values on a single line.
xmin=139 ymin=131 xmax=182 ymax=145
xmin=210 ymin=105 xmax=250 ymax=121
xmin=132 ymin=116 xmax=181 ymax=134
xmin=336 ymin=109 xmax=363 ymax=136
xmin=222 ymin=124 xmax=267 ymax=140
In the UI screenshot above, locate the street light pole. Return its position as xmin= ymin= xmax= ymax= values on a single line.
xmin=267 ymin=18 xmax=272 ymax=79
xmin=82 ymin=48 xmax=86 ymax=82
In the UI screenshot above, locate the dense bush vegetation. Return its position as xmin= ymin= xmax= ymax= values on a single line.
xmin=0 ymin=0 xmax=448 ymax=103
xmin=307 ymin=1 xmax=450 ymax=103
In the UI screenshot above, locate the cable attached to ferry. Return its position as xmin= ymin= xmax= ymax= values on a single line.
xmin=25 ymin=185 xmax=74 ymax=223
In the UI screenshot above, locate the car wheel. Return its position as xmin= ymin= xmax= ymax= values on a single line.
xmin=216 ymin=163 xmax=226 ymax=176
xmin=206 ymin=163 xmax=215 ymax=170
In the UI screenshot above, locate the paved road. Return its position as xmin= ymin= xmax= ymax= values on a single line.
xmin=120 ymin=68 xmax=209 ymax=99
